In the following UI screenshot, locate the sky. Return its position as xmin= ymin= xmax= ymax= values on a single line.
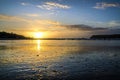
xmin=0 ymin=0 xmax=120 ymax=38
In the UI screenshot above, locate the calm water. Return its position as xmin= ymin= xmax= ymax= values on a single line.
xmin=0 ymin=40 xmax=120 ymax=80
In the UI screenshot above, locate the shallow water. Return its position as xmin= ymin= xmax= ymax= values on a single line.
xmin=0 ymin=40 xmax=120 ymax=80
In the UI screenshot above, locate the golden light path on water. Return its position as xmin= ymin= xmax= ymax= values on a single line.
xmin=37 ymin=40 xmax=41 ymax=50
xmin=0 ymin=40 xmax=82 ymax=65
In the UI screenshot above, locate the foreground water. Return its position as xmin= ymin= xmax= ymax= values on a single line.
xmin=0 ymin=40 xmax=120 ymax=80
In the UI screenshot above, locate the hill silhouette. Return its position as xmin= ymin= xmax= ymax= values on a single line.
xmin=0 ymin=31 xmax=30 ymax=40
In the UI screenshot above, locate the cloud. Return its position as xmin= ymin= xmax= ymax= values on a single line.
xmin=107 ymin=21 xmax=120 ymax=27
xmin=37 ymin=2 xmax=71 ymax=10
xmin=94 ymin=21 xmax=120 ymax=28
xmin=1 ymin=14 xmax=119 ymax=30
xmin=93 ymin=2 xmax=120 ymax=9
xmin=21 ymin=2 xmax=29 ymax=6
xmin=25 ymin=14 xmax=40 ymax=17
xmin=30 ymin=20 xmax=60 ymax=26
xmin=61 ymin=24 xmax=108 ymax=31
xmin=80 ymin=20 xmax=120 ymax=28
xmin=90 ymin=28 xmax=120 ymax=36
xmin=0 ymin=14 xmax=27 ymax=22
xmin=0 ymin=14 xmax=60 ymax=29
xmin=62 ymin=24 xmax=120 ymax=36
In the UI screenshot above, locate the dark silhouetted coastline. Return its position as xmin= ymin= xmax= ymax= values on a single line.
xmin=0 ymin=31 xmax=31 ymax=40
xmin=0 ymin=31 xmax=120 ymax=40
xmin=90 ymin=34 xmax=120 ymax=40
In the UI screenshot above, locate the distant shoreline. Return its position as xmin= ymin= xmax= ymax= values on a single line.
xmin=0 ymin=31 xmax=120 ymax=40
xmin=0 ymin=38 xmax=120 ymax=40
xmin=0 ymin=38 xmax=88 ymax=40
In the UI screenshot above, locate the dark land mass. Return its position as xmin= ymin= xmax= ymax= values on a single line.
xmin=0 ymin=31 xmax=31 ymax=40
xmin=0 ymin=31 xmax=120 ymax=40
xmin=90 ymin=34 xmax=120 ymax=40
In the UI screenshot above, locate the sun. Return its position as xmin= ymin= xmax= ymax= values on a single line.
xmin=34 ymin=32 xmax=43 ymax=38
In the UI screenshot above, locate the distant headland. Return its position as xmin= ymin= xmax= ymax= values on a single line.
xmin=90 ymin=34 xmax=120 ymax=40
xmin=0 ymin=31 xmax=31 ymax=40
xmin=0 ymin=31 xmax=120 ymax=40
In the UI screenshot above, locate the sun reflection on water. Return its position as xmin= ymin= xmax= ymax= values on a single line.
xmin=37 ymin=40 xmax=41 ymax=50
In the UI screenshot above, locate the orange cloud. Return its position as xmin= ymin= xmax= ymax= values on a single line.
xmin=0 ymin=14 xmax=61 ymax=32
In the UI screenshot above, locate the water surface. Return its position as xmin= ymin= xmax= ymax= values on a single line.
xmin=0 ymin=40 xmax=120 ymax=80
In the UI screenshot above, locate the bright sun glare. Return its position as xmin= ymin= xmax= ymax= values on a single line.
xmin=34 ymin=32 xmax=43 ymax=38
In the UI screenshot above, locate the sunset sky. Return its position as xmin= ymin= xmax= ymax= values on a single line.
xmin=0 ymin=0 xmax=120 ymax=38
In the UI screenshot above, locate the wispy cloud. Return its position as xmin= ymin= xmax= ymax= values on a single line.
xmin=25 ymin=14 xmax=40 ymax=17
xmin=80 ymin=20 xmax=120 ymax=29
xmin=37 ymin=2 xmax=71 ymax=10
xmin=0 ymin=14 xmax=60 ymax=29
xmin=93 ymin=21 xmax=120 ymax=28
xmin=107 ymin=21 xmax=120 ymax=28
xmin=93 ymin=2 xmax=120 ymax=9
xmin=21 ymin=2 xmax=29 ymax=6
xmin=0 ymin=14 xmax=27 ymax=22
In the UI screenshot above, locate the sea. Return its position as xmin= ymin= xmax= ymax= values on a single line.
xmin=0 ymin=40 xmax=120 ymax=80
